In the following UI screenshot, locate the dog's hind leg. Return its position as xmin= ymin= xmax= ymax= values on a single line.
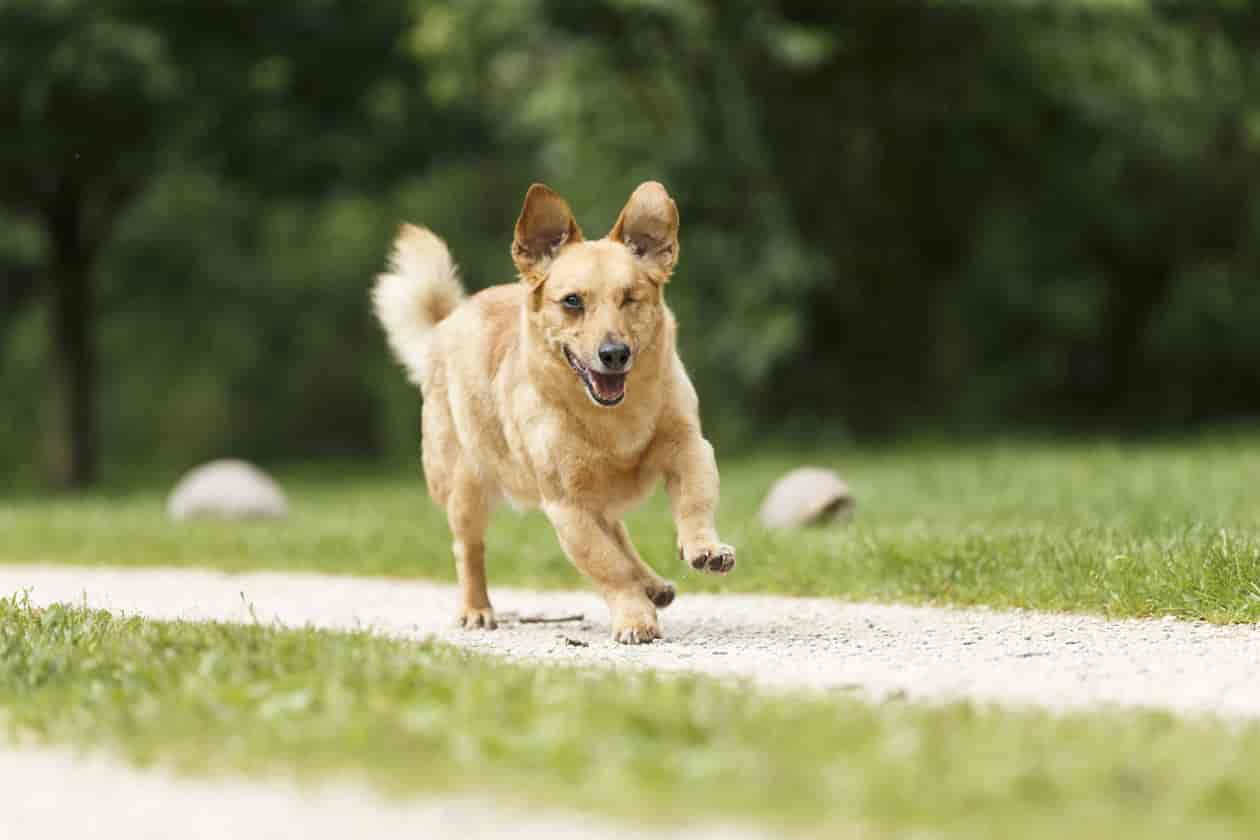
xmin=446 ymin=465 xmax=495 ymax=629
xmin=543 ymin=504 xmax=662 ymax=644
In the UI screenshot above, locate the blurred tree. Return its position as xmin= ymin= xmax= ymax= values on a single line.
xmin=741 ymin=0 xmax=1260 ymax=432
xmin=0 ymin=0 xmax=441 ymax=485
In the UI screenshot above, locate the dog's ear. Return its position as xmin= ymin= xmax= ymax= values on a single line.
xmin=512 ymin=183 xmax=583 ymax=283
xmin=608 ymin=181 xmax=679 ymax=282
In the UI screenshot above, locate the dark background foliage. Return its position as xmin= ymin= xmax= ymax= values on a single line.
xmin=2 ymin=0 xmax=1259 ymax=487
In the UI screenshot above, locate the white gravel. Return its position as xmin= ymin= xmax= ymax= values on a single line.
xmin=4 ymin=564 xmax=1260 ymax=717
xmin=0 ymin=748 xmax=767 ymax=840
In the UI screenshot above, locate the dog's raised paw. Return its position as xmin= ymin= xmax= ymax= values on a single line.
xmin=681 ymin=543 xmax=736 ymax=575
xmin=457 ymin=606 xmax=497 ymax=630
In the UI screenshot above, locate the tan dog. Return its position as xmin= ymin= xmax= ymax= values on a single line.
xmin=372 ymin=181 xmax=734 ymax=644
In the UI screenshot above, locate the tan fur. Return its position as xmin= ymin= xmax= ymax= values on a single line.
xmin=371 ymin=224 xmax=464 ymax=388
xmin=373 ymin=182 xmax=734 ymax=644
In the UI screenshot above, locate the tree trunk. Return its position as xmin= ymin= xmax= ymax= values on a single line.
xmin=48 ymin=201 xmax=97 ymax=488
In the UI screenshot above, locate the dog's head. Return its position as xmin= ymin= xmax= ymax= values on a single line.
xmin=512 ymin=181 xmax=679 ymax=408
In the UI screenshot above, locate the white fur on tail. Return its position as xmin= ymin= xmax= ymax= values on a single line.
xmin=372 ymin=224 xmax=465 ymax=388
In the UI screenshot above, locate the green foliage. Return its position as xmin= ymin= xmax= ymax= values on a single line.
xmin=3 ymin=0 xmax=1260 ymax=479
xmin=7 ymin=438 xmax=1260 ymax=623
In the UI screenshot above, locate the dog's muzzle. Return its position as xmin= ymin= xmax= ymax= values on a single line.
xmin=564 ymin=345 xmax=628 ymax=406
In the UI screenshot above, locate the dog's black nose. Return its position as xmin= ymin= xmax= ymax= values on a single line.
xmin=598 ymin=341 xmax=632 ymax=371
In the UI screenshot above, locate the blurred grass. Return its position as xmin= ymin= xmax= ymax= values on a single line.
xmin=6 ymin=597 xmax=1260 ymax=839
xmin=5 ymin=436 xmax=1260 ymax=621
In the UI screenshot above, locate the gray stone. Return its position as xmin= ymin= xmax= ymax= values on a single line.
xmin=757 ymin=466 xmax=853 ymax=529
xmin=167 ymin=459 xmax=289 ymax=521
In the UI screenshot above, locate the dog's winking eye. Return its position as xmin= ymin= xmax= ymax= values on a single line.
xmin=561 ymin=293 xmax=584 ymax=311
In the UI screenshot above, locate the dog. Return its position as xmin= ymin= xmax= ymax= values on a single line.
xmin=372 ymin=181 xmax=735 ymax=644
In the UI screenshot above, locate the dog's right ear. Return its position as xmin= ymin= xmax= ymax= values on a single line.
xmin=512 ymin=183 xmax=583 ymax=284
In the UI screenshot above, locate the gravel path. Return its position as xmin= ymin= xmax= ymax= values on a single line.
xmin=0 ymin=748 xmax=766 ymax=840
xmin=4 ymin=564 xmax=1260 ymax=717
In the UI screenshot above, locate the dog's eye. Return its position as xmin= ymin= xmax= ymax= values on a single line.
xmin=561 ymin=294 xmax=584 ymax=311
xmin=622 ymin=296 xmax=637 ymax=308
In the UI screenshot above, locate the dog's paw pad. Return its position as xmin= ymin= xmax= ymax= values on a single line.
xmin=682 ymin=543 xmax=736 ymax=575
xmin=456 ymin=607 xmax=497 ymax=630
xmin=646 ymin=580 xmax=676 ymax=609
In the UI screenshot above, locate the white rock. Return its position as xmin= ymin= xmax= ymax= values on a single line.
xmin=757 ymin=466 xmax=853 ymax=529
xmin=167 ymin=459 xmax=289 ymax=521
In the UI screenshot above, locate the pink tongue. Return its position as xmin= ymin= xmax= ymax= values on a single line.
xmin=590 ymin=371 xmax=626 ymax=399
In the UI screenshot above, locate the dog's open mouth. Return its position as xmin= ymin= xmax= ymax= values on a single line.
xmin=563 ymin=346 xmax=627 ymax=407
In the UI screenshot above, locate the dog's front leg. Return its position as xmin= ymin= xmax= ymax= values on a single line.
xmin=665 ymin=435 xmax=736 ymax=575
xmin=543 ymin=503 xmax=662 ymax=644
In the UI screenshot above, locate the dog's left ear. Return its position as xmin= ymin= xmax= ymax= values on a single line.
xmin=609 ymin=181 xmax=679 ymax=282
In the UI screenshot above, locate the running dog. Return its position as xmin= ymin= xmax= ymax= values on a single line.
xmin=372 ymin=181 xmax=734 ymax=643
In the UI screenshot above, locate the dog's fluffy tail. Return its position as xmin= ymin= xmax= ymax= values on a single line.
xmin=372 ymin=224 xmax=465 ymax=388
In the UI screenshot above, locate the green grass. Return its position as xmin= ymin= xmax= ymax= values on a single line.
xmin=2 ymin=596 xmax=1259 ymax=839
xmin=5 ymin=436 xmax=1260 ymax=621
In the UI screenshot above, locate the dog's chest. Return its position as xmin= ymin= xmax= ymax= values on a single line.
xmin=557 ymin=445 xmax=659 ymax=514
